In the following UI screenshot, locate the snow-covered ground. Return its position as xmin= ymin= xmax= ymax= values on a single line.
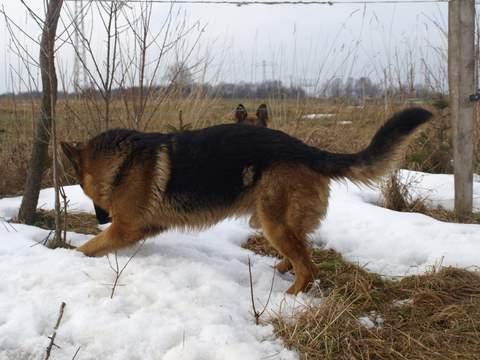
xmin=316 ymin=170 xmax=480 ymax=276
xmin=0 ymin=170 xmax=479 ymax=359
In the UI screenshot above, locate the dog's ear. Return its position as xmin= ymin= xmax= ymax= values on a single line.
xmin=61 ymin=141 xmax=83 ymax=174
xmin=235 ymin=104 xmax=247 ymax=123
xmin=256 ymin=104 xmax=268 ymax=127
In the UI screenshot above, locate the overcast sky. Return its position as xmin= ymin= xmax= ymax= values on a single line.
xmin=0 ymin=0 xmax=448 ymax=94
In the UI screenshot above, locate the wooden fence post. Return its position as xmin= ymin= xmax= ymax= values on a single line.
xmin=448 ymin=0 xmax=475 ymax=219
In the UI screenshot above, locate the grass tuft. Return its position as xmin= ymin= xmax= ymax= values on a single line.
xmin=381 ymin=171 xmax=480 ymax=224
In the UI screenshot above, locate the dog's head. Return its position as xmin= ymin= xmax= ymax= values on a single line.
xmin=61 ymin=129 xmax=141 ymax=212
xmin=61 ymin=141 xmax=113 ymax=223
xmin=234 ymin=104 xmax=268 ymax=127
xmin=61 ymin=140 xmax=105 ymax=205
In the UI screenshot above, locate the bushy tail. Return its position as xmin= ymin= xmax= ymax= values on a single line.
xmin=314 ymin=107 xmax=433 ymax=184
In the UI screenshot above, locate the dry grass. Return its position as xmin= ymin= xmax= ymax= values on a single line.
xmin=381 ymin=171 xmax=430 ymax=214
xmin=241 ymin=232 xmax=281 ymax=257
xmin=33 ymin=209 xmax=100 ymax=235
xmin=243 ymin=235 xmax=480 ymax=360
xmin=425 ymin=208 xmax=480 ymax=224
xmin=382 ymin=171 xmax=480 ymax=224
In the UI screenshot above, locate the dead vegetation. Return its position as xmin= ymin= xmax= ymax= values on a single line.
xmin=382 ymin=170 xmax=480 ymax=224
xmin=34 ymin=209 xmax=100 ymax=235
xmin=243 ymin=235 xmax=480 ymax=360
xmin=381 ymin=171 xmax=430 ymax=214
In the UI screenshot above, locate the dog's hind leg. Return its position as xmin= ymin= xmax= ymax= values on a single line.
xmin=250 ymin=200 xmax=293 ymax=273
xmin=257 ymin=166 xmax=329 ymax=294
xmin=260 ymin=218 xmax=315 ymax=295
xmin=76 ymin=221 xmax=145 ymax=257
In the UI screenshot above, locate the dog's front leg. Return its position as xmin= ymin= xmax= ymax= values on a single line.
xmin=76 ymin=222 xmax=144 ymax=257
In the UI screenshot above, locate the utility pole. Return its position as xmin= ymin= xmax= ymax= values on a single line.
xmin=73 ymin=0 xmax=87 ymax=92
xmin=255 ymin=60 xmax=275 ymax=83
xmin=448 ymin=0 xmax=475 ymax=219
xmin=262 ymin=60 xmax=267 ymax=83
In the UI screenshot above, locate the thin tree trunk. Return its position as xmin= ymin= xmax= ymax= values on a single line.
xmin=18 ymin=0 xmax=64 ymax=224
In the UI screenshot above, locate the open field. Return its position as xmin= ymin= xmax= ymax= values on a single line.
xmin=1 ymin=96 xmax=477 ymax=197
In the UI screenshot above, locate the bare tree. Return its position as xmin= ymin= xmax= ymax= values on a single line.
xmin=18 ymin=0 xmax=64 ymax=225
xmin=61 ymin=1 xmax=206 ymax=131
xmin=61 ymin=0 xmax=123 ymax=132
xmin=115 ymin=2 xmax=206 ymax=130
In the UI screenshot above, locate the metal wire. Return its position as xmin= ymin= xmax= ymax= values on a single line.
xmin=64 ymin=0 xmax=451 ymax=6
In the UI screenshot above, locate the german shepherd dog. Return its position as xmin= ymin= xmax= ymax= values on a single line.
xmin=234 ymin=104 xmax=268 ymax=127
xmin=61 ymin=108 xmax=432 ymax=294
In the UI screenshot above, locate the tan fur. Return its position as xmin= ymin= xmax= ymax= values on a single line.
xmin=242 ymin=115 xmax=263 ymax=127
xmin=255 ymin=165 xmax=329 ymax=293
xmin=342 ymin=136 xmax=411 ymax=185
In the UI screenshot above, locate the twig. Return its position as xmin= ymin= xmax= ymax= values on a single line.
xmin=179 ymin=110 xmax=183 ymax=129
xmin=60 ymin=186 xmax=69 ymax=244
xmin=257 ymin=261 xmax=277 ymax=319
xmin=30 ymin=230 xmax=55 ymax=248
xmin=248 ymin=257 xmax=258 ymax=323
xmin=109 ymin=240 xmax=146 ymax=298
xmin=248 ymin=257 xmax=276 ymax=325
xmin=110 ymin=251 xmax=120 ymax=298
xmin=0 ymin=217 xmax=17 ymax=232
xmin=44 ymin=302 xmax=66 ymax=360
xmin=71 ymin=346 xmax=81 ymax=360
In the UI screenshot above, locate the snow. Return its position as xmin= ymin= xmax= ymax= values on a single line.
xmin=313 ymin=170 xmax=480 ymax=276
xmin=300 ymin=114 xmax=352 ymax=124
xmin=301 ymin=113 xmax=335 ymax=120
xmin=396 ymin=170 xmax=480 ymax=212
xmin=0 ymin=220 xmax=300 ymax=360
xmin=358 ymin=312 xmax=384 ymax=330
xmin=0 ymin=170 xmax=479 ymax=359
xmin=0 ymin=185 xmax=94 ymax=220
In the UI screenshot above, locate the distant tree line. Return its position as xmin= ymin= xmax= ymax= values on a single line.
xmin=0 ymin=80 xmax=306 ymax=100
xmin=209 ymin=81 xmax=306 ymax=99
xmin=322 ymin=76 xmax=441 ymax=101
xmin=0 ymin=76 xmax=440 ymax=101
